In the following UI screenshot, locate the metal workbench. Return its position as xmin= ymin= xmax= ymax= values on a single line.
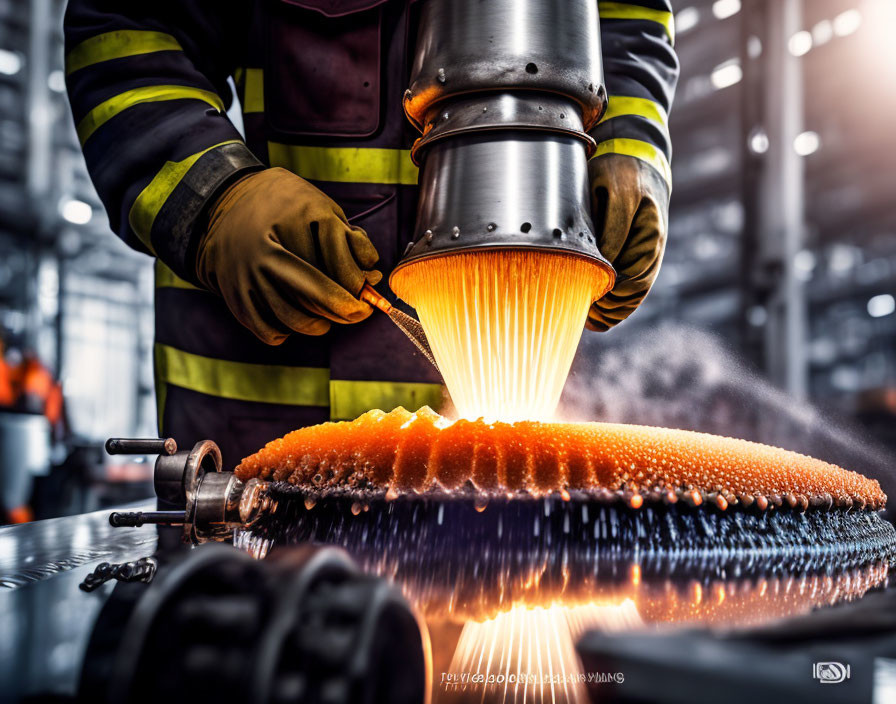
xmin=0 ymin=502 xmax=156 ymax=702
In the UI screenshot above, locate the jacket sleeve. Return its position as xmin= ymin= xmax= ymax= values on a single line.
xmin=64 ymin=1 xmax=264 ymax=283
xmin=592 ymin=1 xmax=680 ymax=191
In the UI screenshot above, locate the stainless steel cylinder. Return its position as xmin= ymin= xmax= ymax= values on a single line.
xmin=400 ymin=133 xmax=610 ymax=272
xmin=405 ymin=0 xmax=607 ymax=130
xmin=395 ymin=0 xmax=614 ymax=289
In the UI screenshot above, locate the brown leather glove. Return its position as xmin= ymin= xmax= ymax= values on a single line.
xmin=587 ymin=153 xmax=669 ymax=332
xmin=196 ymin=168 xmax=382 ymax=344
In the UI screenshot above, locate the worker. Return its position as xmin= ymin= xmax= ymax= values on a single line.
xmin=63 ymin=1 xmax=678 ymax=466
xmin=18 ymin=353 xmax=66 ymax=434
xmin=0 ymin=337 xmax=14 ymax=409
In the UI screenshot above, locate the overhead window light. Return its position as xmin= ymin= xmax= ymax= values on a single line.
xmin=710 ymin=60 xmax=742 ymax=90
xmin=676 ymin=7 xmax=700 ymax=34
xmin=833 ymin=9 xmax=862 ymax=37
xmin=793 ymin=131 xmax=820 ymax=156
xmin=812 ymin=19 xmax=834 ymax=46
xmin=712 ymin=0 xmax=741 ymax=20
xmin=788 ymin=30 xmax=813 ymax=57
xmin=0 ymin=49 xmax=22 ymax=76
xmin=60 ymin=198 xmax=93 ymax=225
xmin=867 ymin=294 xmax=895 ymax=318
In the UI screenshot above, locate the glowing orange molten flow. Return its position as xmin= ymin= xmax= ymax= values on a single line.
xmin=235 ymin=407 xmax=885 ymax=510
xmin=390 ymin=250 xmax=612 ymax=422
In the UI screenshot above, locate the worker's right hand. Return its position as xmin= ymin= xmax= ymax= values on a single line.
xmin=196 ymin=168 xmax=382 ymax=345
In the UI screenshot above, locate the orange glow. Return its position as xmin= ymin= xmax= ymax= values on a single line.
xmin=391 ymin=251 xmax=610 ymax=423
xmin=236 ymin=407 xmax=886 ymax=510
xmin=437 ymin=601 xmax=639 ymax=704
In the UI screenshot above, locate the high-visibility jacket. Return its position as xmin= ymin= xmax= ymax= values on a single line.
xmin=19 ymin=357 xmax=65 ymax=427
xmin=0 ymin=357 xmax=14 ymax=407
xmin=63 ymin=0 xmax=678 ymax=467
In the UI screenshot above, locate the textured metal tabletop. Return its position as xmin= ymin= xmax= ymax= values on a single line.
xmin=0 ymin=502 xmax=157 ymax=702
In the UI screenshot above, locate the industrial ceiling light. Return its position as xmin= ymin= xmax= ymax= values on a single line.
xmin=0 ymin=48 xmax=22 ymax=75
xmin=676 ymin=7 xmax=700 ymax=34
xmin=710 ymin=60 xmax=742 ymax=90
xmin=712 ymin=0 xmax=741 ymax=21
xmin=867 ymin=294 xmax=896 ymax=318
xmin=793 ymin=131 xmax=820 ymax=156
xmin=833 ymin=9 xmax=862 ymax=37
xmin=748 ymin=127 xmax=769 ymax=154
xmin=60 ymin=198 xmax=93 ymax=225
xmin=812 ymin=19 xmax=834 ymax=46
xmin=788 ymin=30 xmax=813 ymax=57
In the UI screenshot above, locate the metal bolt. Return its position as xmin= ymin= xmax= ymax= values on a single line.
xmin=437 ymin=68 xmax=446 ymax=84
xmin=425 ymin=229 xmax=434 ymax=242
xmin=451 ymin=226 xmax=460 ymax=239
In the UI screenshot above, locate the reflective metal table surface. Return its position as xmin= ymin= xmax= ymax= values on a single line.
xmin=0 ymin=502 xmax=156 ymax=702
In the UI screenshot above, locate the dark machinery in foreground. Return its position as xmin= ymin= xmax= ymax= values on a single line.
xmin=78 ymin=543 xmax=428 ymax=704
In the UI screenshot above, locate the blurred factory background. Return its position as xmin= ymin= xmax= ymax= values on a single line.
xmin=0 ymin=0 xmax=894 ymax=523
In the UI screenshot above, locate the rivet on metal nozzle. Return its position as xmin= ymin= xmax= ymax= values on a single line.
xmin=425 ymin=229 xmax=434 ymax=242
xmin=486 ymin=223 xmax=497 ymax=232
xmin=437 ymin=67 xmax=446 ymax=84
xmin=451 ymin=226 xmax=460 ymax=239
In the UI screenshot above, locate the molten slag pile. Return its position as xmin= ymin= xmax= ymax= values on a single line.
xmin=236 ymin=406 xmax=884 ymax=510
xmin=390 ymin=250 xmax=612 ymax=422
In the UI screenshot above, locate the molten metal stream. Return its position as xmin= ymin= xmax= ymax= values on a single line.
xmin=392 ymin=251 xmax=610 ymax=422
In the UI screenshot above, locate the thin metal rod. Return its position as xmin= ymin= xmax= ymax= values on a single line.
xmin=360 ymin=283 xmax=440 ymax=373
xmin=109 ymin=510 xmax=186 ymax=527
xmin=105 ymin=438 xmax=177 ymax=456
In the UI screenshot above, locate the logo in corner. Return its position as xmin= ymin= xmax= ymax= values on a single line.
xmin=813 ymin=662 xmax=851 ymax=684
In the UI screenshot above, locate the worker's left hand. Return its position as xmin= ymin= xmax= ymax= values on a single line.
xmin=586 ymin=153 xmax=669 ymax=331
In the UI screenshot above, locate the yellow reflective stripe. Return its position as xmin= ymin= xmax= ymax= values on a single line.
xmin=329 ymin=379 xmax=443 ymax=421
xmin=598 ymin=2 xmax=675 ymax=44
xmin=593 ymin=138 xmax=672 ymax=188
xmin=66 ymin=30 xmax=182 ymax=75
xmin=129 ymin=140 xmax=240 ymax=252
xmin=243 ymin=68 xmax=264 ymax=113
xmin=154 ymin=343 xmax=330 ymax=407
xmin=268 ymin=144 xmax=418 ymax=185
xmin=154 ymin=260 xmax=199 ymax=291
xmin=77 ymin=85 xmax=224 ymax=145
xmin=599 ymin=95 xmax=668 ymax=128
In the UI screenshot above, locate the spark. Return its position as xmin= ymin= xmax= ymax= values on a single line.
xmin=393 ymin=251 xmax=609 ymax=423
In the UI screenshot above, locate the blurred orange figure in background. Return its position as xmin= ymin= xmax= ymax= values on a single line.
xmin=19 ymin=354 xmax=64 ymax=426
xmin=0 ymin=339 xmax=14 ymax=408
